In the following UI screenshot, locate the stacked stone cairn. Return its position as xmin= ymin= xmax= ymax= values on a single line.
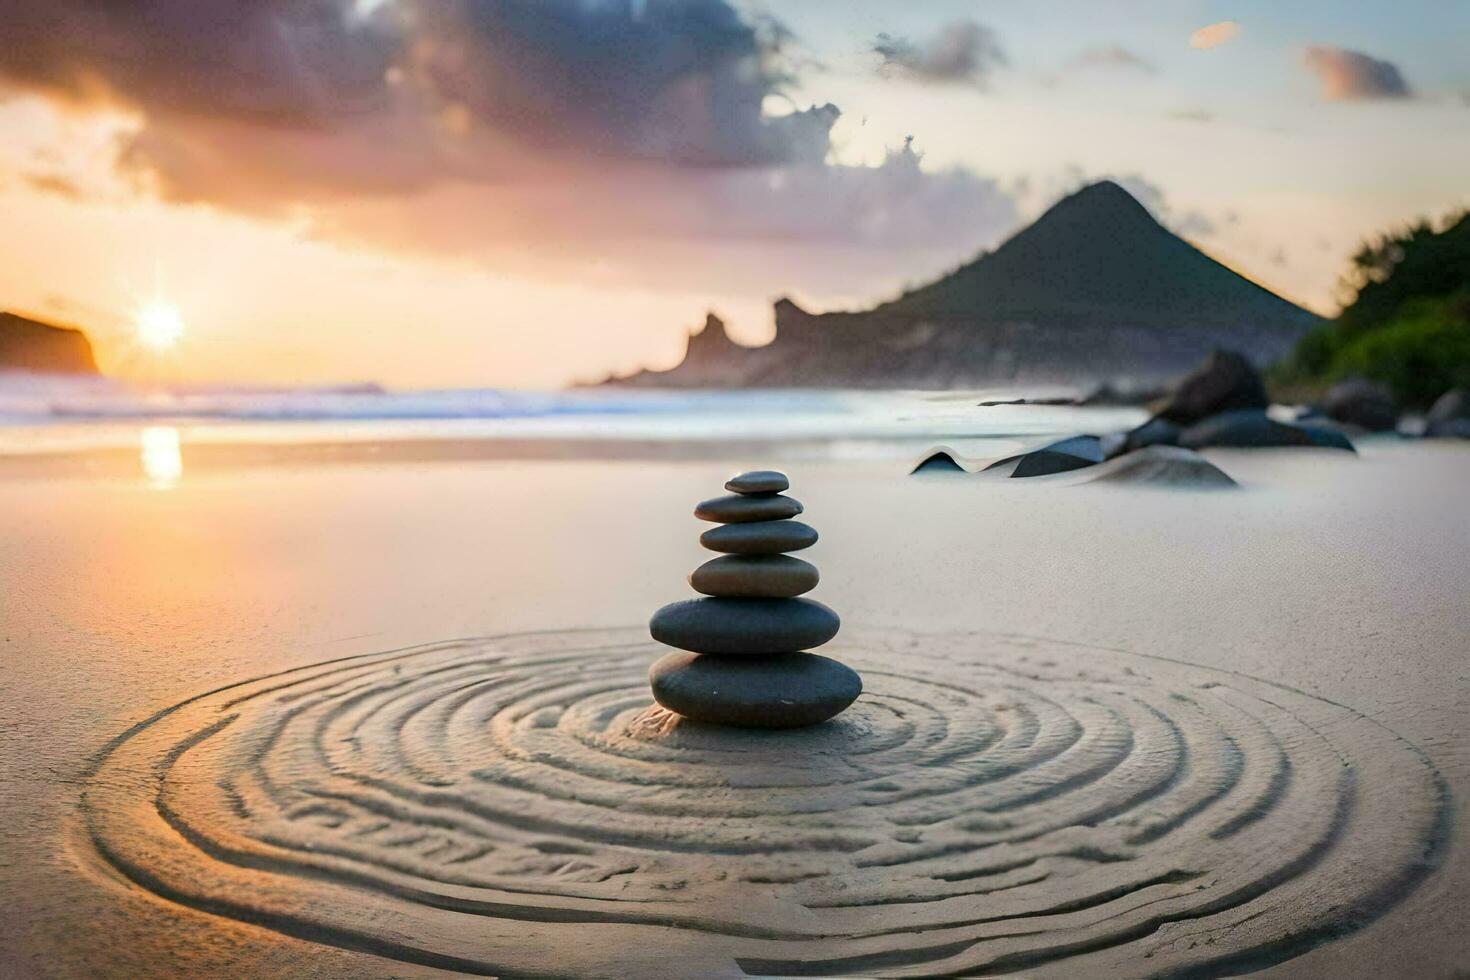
xmin=648 ymin=470 xmax=862 ymax=729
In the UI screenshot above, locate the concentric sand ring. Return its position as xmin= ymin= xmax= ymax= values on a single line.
xmin=80 ymin=628 xmax=1449 ymax=977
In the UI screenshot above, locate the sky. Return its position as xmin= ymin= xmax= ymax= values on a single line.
xmin=0 ymin=0 xmax=1466 ymax=388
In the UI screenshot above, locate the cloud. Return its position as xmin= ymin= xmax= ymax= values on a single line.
xmin=1302 ymin=46 xmax=1412 ymax=101
xmin=0 ymin=0 xmax=840 ymax=199
xmin=23 ymin=172 xmax=83 ymax=200
xmin=0 ymin=1 xmax=1029 ymax=306
xmin=313 ymin=136 xmax=1023 ymax=297
xmin=1070 ymin=45 xmax=1153 ymax=73
xmin=872 ymin=21 xmax=1007 ymax=86
xmin=1189 ymin=21 xmax=1241 ymax=50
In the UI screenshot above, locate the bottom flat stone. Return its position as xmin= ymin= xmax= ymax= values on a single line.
xmin=649 ymin=650 xmax=863 ymax=729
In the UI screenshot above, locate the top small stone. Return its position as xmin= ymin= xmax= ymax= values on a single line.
xmin=725 ymin=470 xmax=788 ymax=494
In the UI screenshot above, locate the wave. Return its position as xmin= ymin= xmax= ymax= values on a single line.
xmin=0 ymin=372 xmax=840 ymax=424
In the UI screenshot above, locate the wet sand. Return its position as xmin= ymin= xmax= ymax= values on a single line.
xmin=1 ymin=437 xmax=1466 ymax=977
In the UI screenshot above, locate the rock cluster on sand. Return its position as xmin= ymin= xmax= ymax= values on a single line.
xmin=911 ymin=350 xmax=1361 ymax=489
xmin=1121 ymin=349 xmax=1356 ymax=453
xmin=648 ymin=471 xmax=862 ymax=728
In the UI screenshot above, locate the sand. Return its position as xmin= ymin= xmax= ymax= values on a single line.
xmin=1 ymin=429 xmax=1466 ymax=977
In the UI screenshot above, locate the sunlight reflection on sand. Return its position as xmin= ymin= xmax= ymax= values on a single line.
xmin=139 ymin=426 xmax=182 ymax=487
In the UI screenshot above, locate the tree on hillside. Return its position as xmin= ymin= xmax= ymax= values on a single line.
xmin=1337 ymin=211 xmax=1470 ymax=333
xmin=1275 ymin=208 xmax=1470 ymax=406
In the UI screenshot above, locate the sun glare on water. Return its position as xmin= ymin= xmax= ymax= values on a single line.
xmin=140 ymin=426 xmax=183 ymax=487
xmin=135 ymin=302 xmax=185 ymax=351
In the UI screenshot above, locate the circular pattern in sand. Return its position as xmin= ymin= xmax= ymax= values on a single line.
xmin=82 ymin=628 xmax=1448 ymax=977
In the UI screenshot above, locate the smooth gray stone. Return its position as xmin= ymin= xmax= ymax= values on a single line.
xmin=694 ymin=493 xmax=802 ymax=524
xmin=649 ymin=597 xmax=839 ymax=654
xmin=649 ymin=651 xmax=862 ymax=728
xmin=700 ymin=520 xmax=817 ymax=555
xmin=1085 ymin=446 xmax=1237 ymax=488
xmin=725 ymin=470 xmax=789 ymax=494
xmin=690 ymin=555 xmax=818 ymax=598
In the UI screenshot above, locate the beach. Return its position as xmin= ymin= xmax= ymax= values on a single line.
xmin=1 ymin=404 xmax=1466 ymax=977
xmin=3 ymin=1 xmax=1467 ymax=973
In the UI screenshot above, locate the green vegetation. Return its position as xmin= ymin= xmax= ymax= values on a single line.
xmin=1273 ymin=210 xmax=1470 ymax=407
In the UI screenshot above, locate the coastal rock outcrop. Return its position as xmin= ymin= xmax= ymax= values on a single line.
xmin=1120 ymin=350 xmax=1355 ymax=454
xmin=648 ymin=470 xmax=861 ymax=728
xmin=0 ymin=312 xmax=99 ymax=374
xmin=602 ymin=182 xmax=1319 ymax=389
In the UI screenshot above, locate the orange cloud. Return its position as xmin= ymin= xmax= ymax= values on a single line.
xmin=0 ymin=1 xmax=1024 ymax=300
xmin=1189 ymin=21 xmax=1241 ymax=50
xmin=1302 ymin=46 xmax=1411 ymax=101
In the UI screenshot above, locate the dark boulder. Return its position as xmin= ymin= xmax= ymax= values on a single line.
xmin=1156 ymin=350 xmax=1268 ymax=426
xmin=1120 ymin=417 xmax=1182 ymax=455
xmin=1325 ymin=378 xmax=1398 ymax=432
xmin=985 ymin=435 xmax=1104 ymax=478
xmin=1427 ymin=388 xmax=1468 ymax=424
xmin=1180 ymin=409 xmax=1355 ymax=452
xmin=1430 ymin=419 xmax=1470 ymax=438
xmin=1426 ymin=389 xmax=1470 ymax=438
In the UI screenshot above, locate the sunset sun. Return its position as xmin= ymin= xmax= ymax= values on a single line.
xmin=135 ymin=301 xmax=185 ymax=351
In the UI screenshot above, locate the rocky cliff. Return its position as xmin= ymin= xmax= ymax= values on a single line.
xmin=607 ymin=181 xmax=1321 ymax=389
xmin=0 ymin=312 xmax=100 ymax=374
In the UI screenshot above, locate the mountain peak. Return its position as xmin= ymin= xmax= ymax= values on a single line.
xmin=1026 ymin=179 xmax=1161 ymax=236
xmin=607 ymin=178 xmax=1319 ymax=389
xmin=1068 ymin=178 xmax=1143 ymax=205
xmin=877 ymin=177 xmax=1310 ymax=329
